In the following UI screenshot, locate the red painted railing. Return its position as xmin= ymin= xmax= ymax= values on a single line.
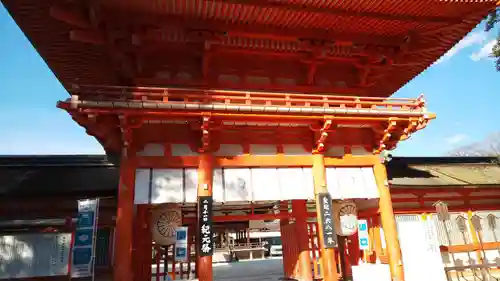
xmin=68 ymin=84 xmax=426 ymax=112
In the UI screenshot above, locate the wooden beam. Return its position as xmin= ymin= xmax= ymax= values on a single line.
xmin=391 ymin=195 xmax=500 ymax=203
xmin=390 ymin=186 xmax=500 ymax=193
xmin=0 ymin=198 xmax=116 ymax=210
xmin=50 ymin=5 xmax=92 ymax=29
xmin=134 ymin=77 xmax=366 ymax=95
xmin=210 ymin=46 xmax=365 ymax=63
xmin=0 ymin=209 xmax=116 ymax=221
xmin=360 ymin=204 xmax=500 ymax=216
xmin=133 ymin=155 xmax=380 ymax=169
xmin=439 ymin=242 xmax=500 ymax=253
xmin=69 ymin=29 xmax=106 ymax=45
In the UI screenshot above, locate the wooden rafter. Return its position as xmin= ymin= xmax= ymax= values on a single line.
xmin=5 ymin=0 xmax=493 ymax=97
xmin=55 ymin=6 xmax=400 ymax=90
xmin=50 ymin=3 xmax=452 ymax=94
xmin=99 ymin=8 xmax=408 ymax=47
xmin=53 ymin=4 xmax=409 ymax=48
xmin=222 ymin=0 xmax=465 ymax=24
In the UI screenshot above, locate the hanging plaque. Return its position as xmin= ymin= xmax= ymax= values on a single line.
xmin=333 ymin=200 xmax=358 ymax=236
xmin=317 ymin=192 xmax=338 ymax=248
xmin=151 ymin=204 xmax=182 ymax=245
xmin=198 ymin=196 xmax=214 ymax=256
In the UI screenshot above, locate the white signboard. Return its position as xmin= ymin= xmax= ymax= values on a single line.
xmin=397 ymin=218 xmax=447 ymax=281
xmin=174 ymin=227 xmax=189 ymax=262
xmin=358 ymin=219 xmax=369 ymax=250
xmin=71 ymin=198 xmax=99 ymax=278
xmin=352 ymin=264 xmax=391 ymax=281
xmin=0 ymin=233 xmax=71 ymax=279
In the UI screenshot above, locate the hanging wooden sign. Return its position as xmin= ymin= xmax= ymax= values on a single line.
xmin=317 ymin=192 xmax=338 ymax=248
xmin=198 ymin=196 xmax=214 ymax=256
xmin=151 ymin=204 xmax=182 ymax=245
xmin=333 ymin=200 xmax=358 ymax=236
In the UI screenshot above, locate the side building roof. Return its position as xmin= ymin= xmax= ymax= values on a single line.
xmin=0 ymin=155 xmax=118 ymax=199
xmin=1 ymin=155 xmax=500 ymax=199
xmin=387 ymin=156 xmax=500 ymax=187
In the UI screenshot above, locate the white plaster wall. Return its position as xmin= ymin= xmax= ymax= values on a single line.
xmin=134 ymin=167 xmax=378 ymax=204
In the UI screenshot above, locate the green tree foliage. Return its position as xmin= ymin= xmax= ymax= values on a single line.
xmin=485 ymin=8 xmax=500 ymax=71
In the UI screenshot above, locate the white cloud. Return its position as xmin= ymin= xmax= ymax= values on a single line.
xmin=446 ymin=134 xmax=468 ymax=145
xmin=434 ymin=31 xmax=487 ymax=64
xmin=470 ymin=39 xmax=497 ymax=61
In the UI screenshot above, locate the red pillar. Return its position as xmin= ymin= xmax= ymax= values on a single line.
xmin=291 ymin=200 xmax=313 ymax=281
xmin=312 ymin=153 xmax=339 ymax=281
xmin=197 ymin=153 xmax=213 ymax=281
xmin=133 ymin=204 xmax=151 ymax=281
xmin=369 ymin=215 xmax=384 ymax=263
xmin=350 ymin=231 xmax=361 ymax=264
xmin=374 ymin=162 xmax=404 ymax=281
xmin=114 ymin=150 xmax=136 ymax=281
xmin=345 ymin=231 xmax=360 ymax=277
xmin=280 ymin=218 xmax=293 ymax=278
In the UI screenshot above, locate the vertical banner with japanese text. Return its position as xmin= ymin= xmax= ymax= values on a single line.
xmin=197 ymin=196 xmax=213 ymax=256
xmin=71 ymin=198 xmax=99 ymax=279
xmin=317 ymin=192 xmax=338 ymax=248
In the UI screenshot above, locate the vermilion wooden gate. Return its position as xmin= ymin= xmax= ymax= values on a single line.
xmin=307 ymin=222 xmax=322 ymax=279
xmin=281 ymin=221 xmax=300 ymax=279
xmin=152 ymin=226 xmax=196 ymax=281
xmin=282 ymin=221 xmax=330 ymax=280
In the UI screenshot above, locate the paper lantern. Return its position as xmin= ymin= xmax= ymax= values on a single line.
xmin=333 ymin=200 xmax=358 ymax=236
xmin=151 ymin=204 xmax=182 ymax=245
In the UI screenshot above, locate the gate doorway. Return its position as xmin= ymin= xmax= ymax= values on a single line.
xmin=150 ymin=202 xmax=287 ymax=281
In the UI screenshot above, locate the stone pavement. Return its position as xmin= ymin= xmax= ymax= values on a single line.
xmin=213 ymin=258 xmax=284 ymax=281
xmin=95 ymin=257 xmax=284 ymax=281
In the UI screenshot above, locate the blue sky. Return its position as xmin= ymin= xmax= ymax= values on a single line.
xmin=0 ymin=4 xmax=499 ymax=156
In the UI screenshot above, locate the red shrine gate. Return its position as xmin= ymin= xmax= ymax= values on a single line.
xmin=3 ymin=1 xmax=498 ymax=281
xmin=56 ymin=85 xmax=435 ymax=281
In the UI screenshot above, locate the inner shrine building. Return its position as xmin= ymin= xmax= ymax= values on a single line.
xmin=2 ymin=1 xmax=499 ymax=281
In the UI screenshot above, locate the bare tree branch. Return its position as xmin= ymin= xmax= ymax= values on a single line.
xmin=448 ymin=132 xmax=500 ymax=156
